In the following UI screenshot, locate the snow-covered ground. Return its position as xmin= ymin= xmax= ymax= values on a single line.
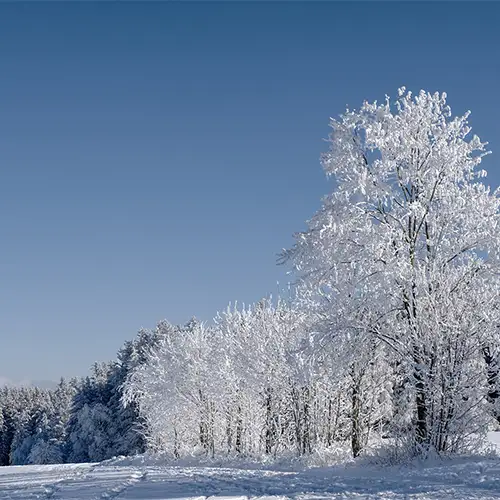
xmin=3 ymin=459 xmax=500 ymax=499
xmin=2 ymin=434 xmax=500 ymax=500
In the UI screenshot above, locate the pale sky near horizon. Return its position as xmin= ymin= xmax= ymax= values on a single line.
xmin=1 ymin=2 xmax=500 ymax=382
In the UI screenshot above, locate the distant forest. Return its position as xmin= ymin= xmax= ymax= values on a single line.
xmin=0 ymin=327 xmax=160 ymax=465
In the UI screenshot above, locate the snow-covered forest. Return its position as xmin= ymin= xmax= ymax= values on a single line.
xmin=3 ymin=89 xmax=500 ymax=466
xmin=0 ymin=328 xmax=154 ymax=465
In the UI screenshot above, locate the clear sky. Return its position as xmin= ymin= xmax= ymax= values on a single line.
xmin=1 ymin=2 xmax=500 ymax=382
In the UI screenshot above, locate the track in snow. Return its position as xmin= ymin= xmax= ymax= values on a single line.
xmin=2 ymin=459 xmax=500 ymax=499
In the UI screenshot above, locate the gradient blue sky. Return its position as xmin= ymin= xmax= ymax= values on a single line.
xmin=1 ymin=2 xmax=500 ymax=382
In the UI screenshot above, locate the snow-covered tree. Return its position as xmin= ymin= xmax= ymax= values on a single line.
xmin=123 ymin=319 xmax=217 ymax=456
xmin=124 ymin=299 xmax=361 ymax=459
xmin=0 ymin=329 xmax=159 ymax=467
xmin=283 ymin=88 xmax=500 ymax=455
xmin=213 ymin=298 xmax=310 ymax=456
xmin=5 ymin=387 xmax=58 ymax=465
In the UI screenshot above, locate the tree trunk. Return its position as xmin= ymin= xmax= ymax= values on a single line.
xmin=198 ymin=389 xmax=209 ymax=454
xmin=265 ymin=387 xmax=273 ymax=455
xmin=173 ymin=426 xmax=179 ymax=459
xmin=225 ymin=411 xmax=232 ymax=454
xmin=413 ymin=347 xmax=428 ymax=448
xmin=302 ymin=386 xmax=311 ymax=455
xmin=326 ymin=397 xmax=333 ymax=447
xmin=235 ymin=405 xmax=243 ymax=454
xmin=351 ymin=373 xmax=362 ymax=458
xmin=483 ymin=346 xmax=500 ymax=425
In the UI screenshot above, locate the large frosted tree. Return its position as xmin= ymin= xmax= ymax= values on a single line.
xmin=283 ymin=88 xmax=500 ymax=454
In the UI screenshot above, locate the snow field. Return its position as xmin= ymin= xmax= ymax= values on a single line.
xmin=3 ymin=457 xmax=500 ymax=499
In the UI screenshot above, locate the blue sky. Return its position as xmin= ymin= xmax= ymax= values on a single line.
xmin=1 ymin=2 xmax=499 ymax=382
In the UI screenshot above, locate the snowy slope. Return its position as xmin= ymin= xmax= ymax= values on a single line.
xmin=2 ymin=458 xmax=500 ymax=499
xmin=0 ymin=433 xmax=499 ymax=500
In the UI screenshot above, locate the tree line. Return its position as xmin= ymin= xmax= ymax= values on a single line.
xmin=3 ymin=88 xmax=500 ymax=465
xmin=123 ymin=89 xmax=500 ymax=460
xmin=0 ymin=327 xmax=165 ymax=465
